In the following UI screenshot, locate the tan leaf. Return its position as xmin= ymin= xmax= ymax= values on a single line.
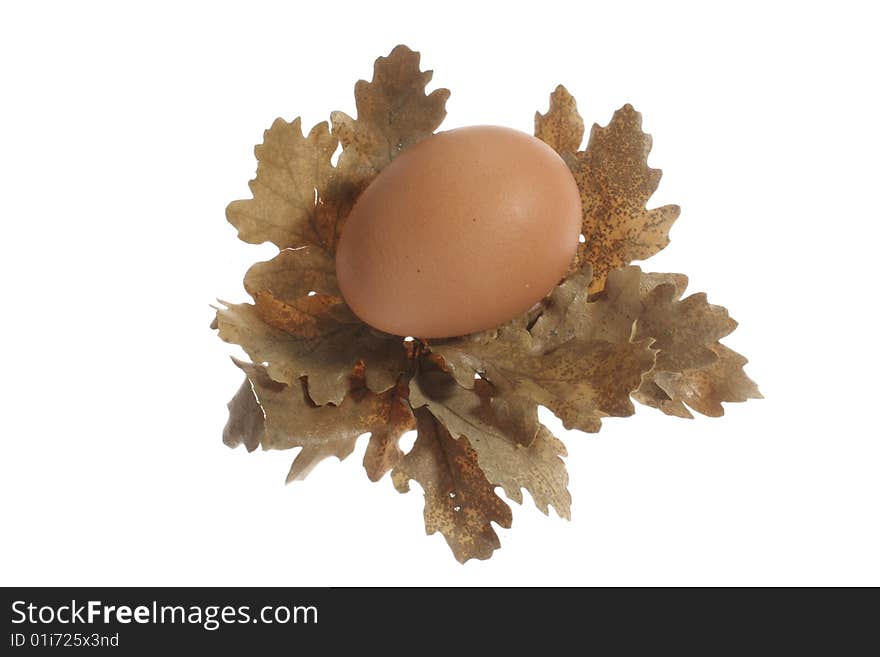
xmin=361 ymin=365 xmax=417 ymax=482
xmin=632 ymin=378 xmax=694 ymax=419
xmin=214 ymin=301 xmax=408 ymax=405
xmin=222 ymin=375 xmax=265 ymax=452
xmin=635 ymin=285 xmax=737 ymax=372
xmin=252 ymin=290 xmax=352 ymax=340
xmin=529 ymin=266 xmax=643 ymax=349
xmin=534 ymin=84 xmax=584 ymax=156
xmin=618 ymin=267 xmax=760 ymax=417
xmin=428 ymin=321 xmax=534 ymax=391
xmin=244 ymin=246 xmax=340 ymax=301
xmin=227 ymin=118 xmax=355 ymax=252
xmin=392 ymin=407 xmax=512 ymax=563
xmin=531 ymin=339 xmax=655 ymax=432
xmin=410 ymin=369 xmax=539 ymax=448
xmin=430 ymin=269 xmax=656 ymax=433
xmin=655 ymin=343 xmax=762 ymax=417
xmin=410 ymin=370 xmax=569 ymax=518
xmin=331 ymin=45 xmax=450 ymax=181
xmin=639 ymin=271 xmax=688 ymax=299
xmin=568 ymin=104 xmax=680 ymax=293
xmin=233 ymin=359 xmax=413 ymax=481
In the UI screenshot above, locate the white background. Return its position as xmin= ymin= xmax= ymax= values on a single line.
xmin=1 ymin=1 xmax=878 ymax=586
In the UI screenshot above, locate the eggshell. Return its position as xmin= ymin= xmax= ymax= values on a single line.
xmin=335 ymin=126 xmax=582 ymax=338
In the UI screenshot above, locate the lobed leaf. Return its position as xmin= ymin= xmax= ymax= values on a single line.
xmin=226 ymin=118 xmax=357 ymax=253
xmin=534 ymin=84 xmax=584 ymax=156
xmin=222 ymin=375 xmax=265 ymax=453
xmin=231 ymin=359 xmax=414 ymax=481
xmin=244 ymin=246 xmax=340 ymax=301
xmin=332 ymin=45 xmax=450 ymax=181
xmin=392 ymin=407 xmax=512 ymax=563
xmin=214 ymin=301 xmax=408 ymax=406
xmin=536 ymin=98 xmax=680 ymax=294
xmin=593 ymin=266 xmax=762 ymax=418
xmin=653 ymin=343 xmax=762 ymax=417
xmin=410 ymin=370 xmax=570 ymax=518
xmin=432 ymin=269 xmax=656 ymax=434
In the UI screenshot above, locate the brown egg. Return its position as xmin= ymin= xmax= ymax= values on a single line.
xmin=335 ymin=126 xmax=582 ymax=338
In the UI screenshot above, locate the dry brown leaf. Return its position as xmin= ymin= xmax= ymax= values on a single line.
xmin=252 ymin=290 xmax=352 ymax=340
xmin=232 ymin=359 xmax=413 ymax=481
xmin=433 ymin=269 xmax=656 ymax=433
xmin=410 ymin=370 xmax=569 ymax=518
xmin=332 ymin=45 xmax=450 ymax=183
xmin=222 ymin=375 xmax=266 ymax=452
xmin=410 ymin=369 xmax=539 ymax=447
xmin=654 ymin=343 xmax=762 ymax=417
xmin=632 ymin=378 xmax=695 ymax=419
xmin=534 ymin=85 xmax=584 ymax=156
xmin=244 ymin=246 xmax=340 ymax=300
xmin=392 ymin=407 xmax=512 ymax=563
xmin=590 ymin=266 xmax=761 ymax=418
xmin=429 ymin=321 xmax=533 ymax=391
xmin=529 ymin=267 xmax=643 ymax=349
xmin=558 ymin=104 xmax=680 ymax=293
xmin=535 ymin=340 xmax=654 ymax=432
xmin=635 ymin=283 xmax=737 ymax=372
xmin=214 ymin=301 xmax=408 ymax=406
xmin=226 ymin=118 xmax=355 ymax=253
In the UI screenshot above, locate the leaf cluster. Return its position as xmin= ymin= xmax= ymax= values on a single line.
xmin=215 ymin=47 xmax=760 ymax=561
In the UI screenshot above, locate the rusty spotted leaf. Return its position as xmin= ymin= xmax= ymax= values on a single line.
xmin=534 ymin=84 xmax=584 ymax=156
xmin=360 ymin=365 xmax=417 ymax=482
xmin=226 ymin=118 xmax=355 ymax=253
xmin=392 ymin=407 xmax=512 ymax=563
xmin=252 ymin=290 xmax=352 ymax=340
xmin=232 ymin=359 xmax=413 ymax=482
xmin=567 ymin=104 xmax=680 ymax=293
xmin=410 ymin=370 xmax=569 ymax=518
xmin=332 ymin=45 xmax=450 ymax=183
xmin=214 ymin=301 xmax=408 ymax=406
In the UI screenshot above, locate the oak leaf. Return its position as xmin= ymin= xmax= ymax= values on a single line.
xmin=244 ymin=246 xmax=340 ymax=300
xmin=410 ymin=370 xmax=569 ymax=518
xmin=635 ymin=280 xmax=737 ymax=373
xmin=535 ymin=85 xmax=584 ymax=156
xmin=652 ymin=343 xmax=762 ymax=417
xmin=579 ymin=266 xmax=759 ymax=418
xmin=332 ymin=45 xmax=450 ymax=182
xmin=214 ymin=301 xmax=408 ymax=406
xmin=222 ymin=374 xmax=265 ymax=453
xmin=625 ymin=269 xmax=761 ymax=417
xmin=230 ymin=359 xmax=414 ymax=482
xmin=226 ymin=118 xmax=356 ymax=254
xmin=538 ymin=101 xmax=680 ymax=293
xmin=392 ymin=407 xmax=512 ymax=563
xmin=433 ymin=269 xmax=656 ymax=433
